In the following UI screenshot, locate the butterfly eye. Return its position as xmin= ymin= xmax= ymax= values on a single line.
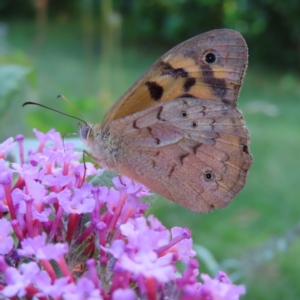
xmin=204 ymin=52 xmax=216 ymax=64
xmin=79 ymin=125 xmax=91 ymax=140
xmin=191 ymin=121 xmax=197 ymax=128
xmin=181 ymin=111 xmax=188 ymax=118
xmin=204 ymin=171 xmax=214 ymax=181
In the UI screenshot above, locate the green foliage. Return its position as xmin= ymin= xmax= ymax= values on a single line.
xmin=0 ymin=44 xmax=37 ymax=101
xmin=114 ymin=0 xmax=300 ymax=70
xmin=0 ymin=25 xmax=37 ymax=139
xmin=0 ymin=65 xmax=29 ymax=99
xmin=1 ymin=1 xmax=300 ymax=69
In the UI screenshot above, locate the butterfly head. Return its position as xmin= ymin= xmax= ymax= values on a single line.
xmin=78 ymin=123 xmax=104 ymax=148
xmin=78 ymin=122 xmax=118 ymax=171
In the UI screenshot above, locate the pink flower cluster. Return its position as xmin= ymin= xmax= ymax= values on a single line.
xmin=0 ymin=129 xmax=246 ymax=299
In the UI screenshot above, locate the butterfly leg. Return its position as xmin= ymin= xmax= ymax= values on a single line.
xmin=81 ymin=150 xmax=100 ymax=187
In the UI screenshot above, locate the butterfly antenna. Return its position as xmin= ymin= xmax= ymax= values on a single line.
xmin=22 ymin=101 xmax=88 ymax=126
xmin=57 ymin=94 xmax=88 ymax=124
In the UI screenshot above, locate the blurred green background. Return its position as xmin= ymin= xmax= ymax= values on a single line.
xmin=1 ymin=0 xmax=300 ymax=299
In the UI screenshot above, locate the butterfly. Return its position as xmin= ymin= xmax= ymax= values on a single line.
xmin=80 ymin=29 xmax=252 ymax=213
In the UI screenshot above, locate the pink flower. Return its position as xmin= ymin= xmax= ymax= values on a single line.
xmin=0 ymin=218 xmax=14 ymax=254
xmin=112 ymin=288 xmax=136 ymax=300
xmin=36 ymin=243 xmax=68 ymax=261
xmin=0 ymin=185 xmax=8 ymax=212
xmin=119 ymin=250 xmax=175 ymax=282
xmin=63 ymin=278 xmax=103 ymax=300
xmin=0 ymin=137 xmax=15 ymax=158
xmin=57 ymin=184 xmax=95 ymax=214
xmin=0 ymin=159 xmax=13 ymax=185
xmin=1 ymin=262 xmax=40 ymax=297
xmin=35 ymin=271 xmax=70 ymax=298
xmin=169 ymin=227 xmax=196 ymax=263
xmin=33 ymin=128 xmax=62 ymax=145
xmin=18 ymin=233 xmax=47 ymax=256
xmin=200 ymin=271 xmax=246 ymax=300
xmin=120 ymin=217 xmax=170 ymax=252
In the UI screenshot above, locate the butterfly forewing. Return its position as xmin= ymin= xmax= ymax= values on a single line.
xmin=102 ymin=29 xmax=248 ymax=128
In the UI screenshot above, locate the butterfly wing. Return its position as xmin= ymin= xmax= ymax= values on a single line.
xmin=109 ymin=97 xmax=251 ymax=213
xmin=87 ymin=29 xmax=251 ymax=212
xmin=102 ymin=29 xmax=248 ymax=128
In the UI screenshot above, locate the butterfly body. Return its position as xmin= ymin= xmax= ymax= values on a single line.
xmin=81 ymin=29 xmax=252 ymax=213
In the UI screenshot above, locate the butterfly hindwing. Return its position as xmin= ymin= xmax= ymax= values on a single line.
xmin=110 ymin=97 xmax=251 ymax=212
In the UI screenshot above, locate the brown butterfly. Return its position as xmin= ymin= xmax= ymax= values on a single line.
xmin=80 ymin=29 xmax=252 ymax=213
